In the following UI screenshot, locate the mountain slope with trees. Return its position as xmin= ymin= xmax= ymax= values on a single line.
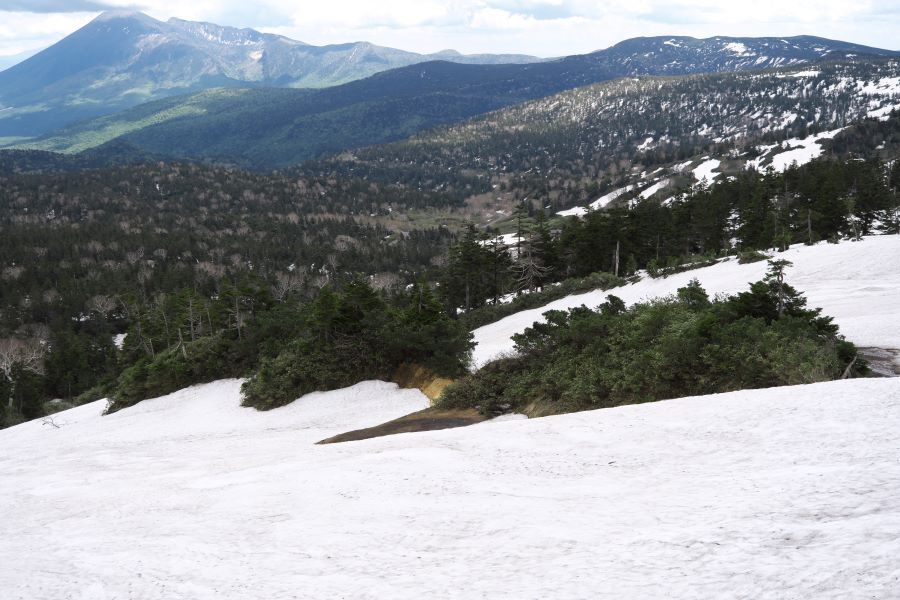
xmin=315 ymin=59 xmax=900 ymax=215
xmin=0 ymin=10 xmax=540 ymax=138
xmin=1 ymin=138 xmax=897 ymax=428
xmin=1 ymin=54 xmax=899 ymax=428
xmin=8 ymin=36 xmax=897 ymax=167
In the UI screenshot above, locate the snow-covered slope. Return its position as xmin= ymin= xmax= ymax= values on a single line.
xmin=2 ymin=374 xmax=899 ymax=598
xmin=473 ymin=236 xmax=900 ymax=367
xmin=749 ymin=127 xmax=845 ymax=172
xmin=3 ymin=237 xmax=899 ymax=598
xmin=0 ymin=378 xmax=429 ymax=450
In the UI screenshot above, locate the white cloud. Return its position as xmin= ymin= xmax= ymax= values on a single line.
xmin=0 ymin=11 xmax=96 ymax=55
xmin=469 ymin=7 xmax=541 ymax=30
xmin=282 ymin=1 xmax=450 ymax=29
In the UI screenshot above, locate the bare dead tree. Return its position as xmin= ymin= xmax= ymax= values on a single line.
xmin=0 ymin=337 xmax=46 ymax=410
xmin=369 ymin=272 xmax=400 ymax=292
xmin=187 ymin=297 xmax=197 ymax=342
xmin=87 ymin=294 xmax=118 ymax=317
xmin=125 ymin=247 xmax=144 ymax=266
xmin=227 ymin=296 xmax=245 ymax=340
xmin=513 ymin=240 xmax=550 ymax=294
xmin=841 ymin=355 xmax=859 ymax=380
xmin=1 ymin=266 xmax=24 ymax=281
xmin=272 ymin=271 xmax=306 ymax=302
xmin=324 ymin=254 xmax=339 ymax=281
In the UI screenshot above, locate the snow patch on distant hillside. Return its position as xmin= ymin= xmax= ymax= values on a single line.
xmin=869 ymin=104 xmax=900 ymax=120
xmin=750 ymin=128 xmax=844 ymax=172
xmin=859 ymin=76 xmax=900 ymax=96
xmin=724 ymin=42 xmax=751 ymax=56
xmin=558 ymin=185 xmax=635 ymax=217
xmin=780 ymin=69 xmax=821 ymax=78
xmin=640 ymin=179 xmax=670 ymax=198
xmin=692 ymin=158 xmax=720 ymax=182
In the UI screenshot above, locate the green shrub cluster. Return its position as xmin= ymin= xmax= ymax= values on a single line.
xmin=103 ymin=279 xmax=472 ymax=413
xmin=459 ymin=271 xmax=625 ymax=330
xmin=108 ymin=334 xmax=249 ymax=412
xmin=738 ymin=249 xmax=769 ymax=264
xmin=241 ymin=281 xmax=473 ymax=410
xmin=440 ymin=263 xmax=863 ymax=417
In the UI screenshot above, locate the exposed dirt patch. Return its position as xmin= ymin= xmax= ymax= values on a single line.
xmin=858 ymin=347 xmax=900 ymax=377
xmin=392 ymin=363 xmax=454 ymax=402
xmin=316 ymin=407 xmax=488 ymax=444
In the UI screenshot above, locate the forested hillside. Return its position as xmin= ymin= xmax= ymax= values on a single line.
xmin=2 ymin=137 xmax=897 ymax=427
xmin=0 ymin=161 xmax=455 ymax=327
xmin=12 ymin=42 xmax=898 ymax=169
xmin=1 ymin=56 xmax=899 ymax=429
xmin=308 ymin=59 xmax=900 ymax=214
xmin=0 ymin=161 xmax=463 ymax=425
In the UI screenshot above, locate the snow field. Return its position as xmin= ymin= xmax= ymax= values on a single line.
xmin=2 ymin=237 xmax=900 ymax=599
xmin=1 ymin=376 xmax=899 ymax=598
xmin=1 ymin=380 xmax=431 ymax=599
xmin=473 ymin=236 xmax=900 ymax=367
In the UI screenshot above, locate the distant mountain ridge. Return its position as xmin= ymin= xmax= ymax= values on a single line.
xmin=2 ymin=16 xmax=898 ymax=164
xmin=332 ymin=58 xmax=900 ymax=215
xmin=11 ymin=39 xmax=899 ymax=169
xmin=581 ymin=34 xmax=896 ymax=74
xmin=0 ymin=10 xmax=541 ymax=138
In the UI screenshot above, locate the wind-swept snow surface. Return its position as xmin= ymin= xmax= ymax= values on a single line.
xmin=473 ymin=236 xmax=900 ymax=367
xmin=2 ymin=375 xmax=899 ymax=598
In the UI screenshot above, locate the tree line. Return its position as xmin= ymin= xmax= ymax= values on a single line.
xmin=439 ymin=264 xmax=863 ymax=417
xmin=438 ymin=155 xmax=900 ymax=313
xmin=1 ymin=103 xmax=898 ymax=427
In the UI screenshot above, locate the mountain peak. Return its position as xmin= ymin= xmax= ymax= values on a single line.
xmin=92 ymin=10 xmax=158 ymax=24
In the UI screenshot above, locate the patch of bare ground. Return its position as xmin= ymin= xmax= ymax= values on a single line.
xmin=316 ymin=407 xmax=488 ymax=444
xmin=315 ymin=363 xmax=478 ymax=444
xmin=858 ymin=347 xmax=900 ymax=377
xmin=392 ymin=363 xmax=454 ymax=402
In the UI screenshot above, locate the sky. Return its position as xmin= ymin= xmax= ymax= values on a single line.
xmin=0 ymin=0 xmax=898 ymax=60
